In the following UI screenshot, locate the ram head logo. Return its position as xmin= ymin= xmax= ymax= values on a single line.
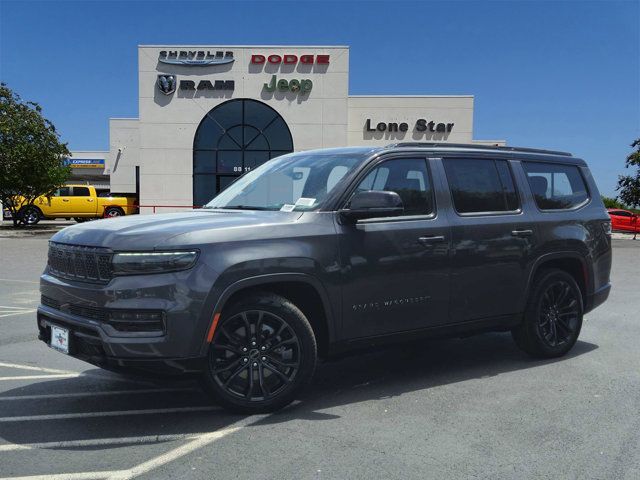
xmin=157 ymin=75 xmax=177 ymax=95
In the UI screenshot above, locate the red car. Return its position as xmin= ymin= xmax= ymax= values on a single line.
xmin=608 ymin=209 xmax=640 ymax=233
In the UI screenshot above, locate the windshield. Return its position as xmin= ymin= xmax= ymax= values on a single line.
xmin=204 ymin=152 xmax=367 ymax=211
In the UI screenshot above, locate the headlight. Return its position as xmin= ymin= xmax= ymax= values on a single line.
xmin=112 ymin=250 xmax=199 ymax=275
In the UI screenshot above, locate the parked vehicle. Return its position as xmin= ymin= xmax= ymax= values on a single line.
xmin=607 ymin=208 xmax=639 ymax=233
xmin=37 ymin=143 xmax=612 ymax=413
xmin=7 ymin=185 xmax=138 ymax=225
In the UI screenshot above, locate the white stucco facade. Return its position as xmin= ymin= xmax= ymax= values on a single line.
xmin=100 ymin=45 xmax=503 ymax=211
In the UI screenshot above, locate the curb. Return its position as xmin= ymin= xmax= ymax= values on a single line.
xmin=611 ymin=232 xmax=639 ymax=240
xmin=0 ymin=228 xmax=63 ymax=238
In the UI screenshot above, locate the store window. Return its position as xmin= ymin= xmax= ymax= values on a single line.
xmin=193 ymin=99 xmax=294 ymax=206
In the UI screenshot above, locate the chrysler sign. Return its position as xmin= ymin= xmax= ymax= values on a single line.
xmin=158 ymin=50 xmax=234 ymax=66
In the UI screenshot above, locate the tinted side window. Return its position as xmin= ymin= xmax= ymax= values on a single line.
xmin=443 ymin=158 xmax=519 ymax=213
xmin=72 ymin=187 xmax=90 ymax=197
xmin=353 ymin=158 xmax=434 ymax=216
xmin=55 ymin=187 xmax=71 ymax=197
xmin=522 ymin=162 xmax=589 ymax=210
xmin=613 ymin=210 xmax=632 ymax=217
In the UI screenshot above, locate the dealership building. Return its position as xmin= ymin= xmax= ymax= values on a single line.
xmin=78 ymin=45 xmax=503 ymax=212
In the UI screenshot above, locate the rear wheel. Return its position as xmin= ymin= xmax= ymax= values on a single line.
xmin=201 ymin=293 xmax=317 ymax=413
xmin=512 ymin=269 xmax=583 ymax=358
xmin=19 ymin=206 xmax=41 ymax=225
xmin=104 ymin=207 xmax=124 ymax=218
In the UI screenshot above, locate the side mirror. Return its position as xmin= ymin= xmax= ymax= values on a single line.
xmin=340 ymin=190 xmax=404 ymax=222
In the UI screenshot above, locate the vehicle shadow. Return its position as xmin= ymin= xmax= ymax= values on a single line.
xmin=265 ymin=333 xmax=598 ymax=423
xmin=0 ymin=333 xmax=597 ymax=449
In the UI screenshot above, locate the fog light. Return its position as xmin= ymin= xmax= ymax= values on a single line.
xmin=107 ymin=310 xmax=165 ymax=333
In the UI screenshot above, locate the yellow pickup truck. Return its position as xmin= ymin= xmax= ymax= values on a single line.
xmin=6 ymin=185 xmax=138 ymax=225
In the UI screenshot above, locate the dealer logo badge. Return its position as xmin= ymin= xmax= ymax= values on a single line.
xmin=157 ymin=74 xmax=177 ymax=95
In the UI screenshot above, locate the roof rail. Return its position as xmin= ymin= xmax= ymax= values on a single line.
xmin=387 ymin=142 xmax=573 ymax=157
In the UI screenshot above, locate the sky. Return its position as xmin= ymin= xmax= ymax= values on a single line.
xmin=0 ymin=0 xmax=638 ymax=197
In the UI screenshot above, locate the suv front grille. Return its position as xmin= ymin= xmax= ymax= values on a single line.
xmin=48 ymin=242 xmax=113 ymax=283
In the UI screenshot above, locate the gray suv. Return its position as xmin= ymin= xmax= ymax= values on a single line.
xmin=38 ymin=143 xmax=612 ymax=412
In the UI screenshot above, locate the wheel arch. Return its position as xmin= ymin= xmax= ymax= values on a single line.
xmin=19 ymin=204 xmax=43 ymax=215
xmin=104 ymin=206 xmax=125 ymax=216
xmin=200 ymin=273 xmax=336 ymax=358
xmin=526 ymin=252 xmax=591 ymax=309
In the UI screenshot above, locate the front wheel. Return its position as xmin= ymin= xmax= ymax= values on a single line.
xmin=19 ymin=206 xmax=41 ymax=225
xmin=201 ymin=293 xmax=317 ymax=413
xmin=512 ymin=269 xmax=583 ymax=358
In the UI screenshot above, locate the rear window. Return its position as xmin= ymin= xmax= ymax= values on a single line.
xmin=522 ymin=162 xmax=589 ymax=210
xmin=443 ymin=158 xmax=519 ymax=214
xmin=72 ymin=187 xmax=90 ymax=197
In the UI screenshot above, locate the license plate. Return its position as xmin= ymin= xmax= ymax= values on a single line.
xmin=50 ymin=325 xmax=70 ymax=354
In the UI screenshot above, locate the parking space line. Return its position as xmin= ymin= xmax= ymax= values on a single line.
xmin=0 ymin=310 xmax=36 ymax=318
xmin=0 ymin=361 xmax=78 ymax=374
xmin=0 ymin=418 xmax=259 ymax=480
xmin=0 ymin=471 xmax=117 ymax=480
xmin=77 ymin=373 xmax=162 ymax=387
xmin=0 ymin=278 xmax=39 ymax=284
xmin=109 ymin=416 xmax=261 ymax=480
xmin=0 ymin=405 xmax=220 ymax=422
xmin=0 ymin=374 xmax=80 ymax=381
xmin=0 ymin=361 xmax=162 ymax=387
xmin=0 ymin=387 xmax=197 ymax=401
xmin=0 ymin=433 xmax=204 ymax=452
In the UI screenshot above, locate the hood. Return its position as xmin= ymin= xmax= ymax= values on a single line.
xmin=50 ymin=210 xmax=303 ymax=250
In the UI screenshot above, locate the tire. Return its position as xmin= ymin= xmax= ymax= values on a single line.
xmin=19 ymin=206 xmax=41 ymax=225
xmin=104 ymin=207 xmax=124 ymax=218
xmin=201 ymin=292 xmax=317 ymax=413
xmin=512 ymin=268 xmax=583 ymax=358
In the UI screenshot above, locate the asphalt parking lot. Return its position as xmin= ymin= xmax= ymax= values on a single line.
xmin=0 ymin=234 xmax=638 ymax=479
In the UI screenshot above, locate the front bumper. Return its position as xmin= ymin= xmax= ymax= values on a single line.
xmin=38 ymin=265 xmax=218 ymax=376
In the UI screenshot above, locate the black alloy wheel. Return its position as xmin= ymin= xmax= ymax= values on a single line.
xmin=538 ymin=279 xmax=580 ymax=347
xmin=512 ymin=269 xmax=583 ymax=358
xmin=20 ymin=206 xmax=41 ymax=225
xmin=202 ymin=293 xmax=317 ymax=413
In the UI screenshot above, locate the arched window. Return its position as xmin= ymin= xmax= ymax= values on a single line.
xmin=193 ymin=99 xmax=293 ymax=206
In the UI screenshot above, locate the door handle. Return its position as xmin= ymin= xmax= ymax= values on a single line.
xmin=87 ymin=199 xmax=93 ymax=202
xmin=511 ymin=229 xmax=533 ymax=237
xmin=62 ymin=199 xmax=69 ymax=202
xmin=418 ymin=235 xmax=446 ymax=245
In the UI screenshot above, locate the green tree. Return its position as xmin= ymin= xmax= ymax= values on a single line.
xmin=601 ymin=195 xmax=626 ymax=209
xmin=0 ymin=83 xmax=70 ymax=226
xmin=617 ymin=138 xmax=640 ymax=209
